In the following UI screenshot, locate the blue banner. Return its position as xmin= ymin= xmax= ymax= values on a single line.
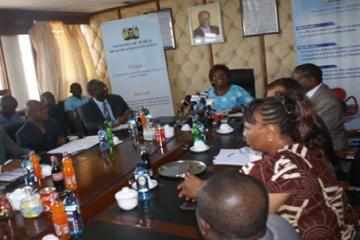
xmin=292 ymin=0 xmax=360 ymax=108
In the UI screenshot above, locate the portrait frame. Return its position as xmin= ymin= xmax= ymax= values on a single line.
xmin=240 ymin=0 xmax=280 ymax=37
xmin=188 ymin=2 xmax=224 ymax=46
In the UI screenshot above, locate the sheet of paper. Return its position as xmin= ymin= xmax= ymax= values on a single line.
xmin=48 ymin=135 xmax=123 ymax=154
xmin=0 ymin=173 xmax=21 ymax=182
xmin=228 ymin=112 xmax=243 ymax=118
xmin=213 ymin=147 xmax=262 ymax=166
xmin=112 ymin=124 xmax=128 ymax=131
xmin=48 ymin=136 xmax=100 ymax=154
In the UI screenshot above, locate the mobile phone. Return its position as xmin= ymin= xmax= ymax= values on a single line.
xmin=179 ymin=201 xmax=197 ymax=211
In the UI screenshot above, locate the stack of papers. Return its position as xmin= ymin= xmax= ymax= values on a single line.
xmin=112 ymin=124 xmax=128 ymax=131
xmin=213 ymin=147 xmax=262 ymax=166
xmin=0 ymin=168 xmax=23 ymax=182
xmin=48 ymin=136 xmax=122 ymax=154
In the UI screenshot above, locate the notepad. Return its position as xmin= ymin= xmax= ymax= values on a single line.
xmin=213 ymin=147 xmax=262 ymax=166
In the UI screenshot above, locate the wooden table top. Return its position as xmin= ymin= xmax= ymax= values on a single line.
xmin=2 ymin=120 xmax=246 ymax=240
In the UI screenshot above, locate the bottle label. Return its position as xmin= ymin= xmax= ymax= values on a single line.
xmin=65 ymin=175 xmax=77 ymax=187
xmin=136 ymin=175 xmax=149 ymax=193
xmin=54 ymin=223 xmax=69 ymax=236
xmin=52 ymin=172 xmax=64 ymax=181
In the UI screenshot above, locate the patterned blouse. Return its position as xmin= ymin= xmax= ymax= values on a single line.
xmin=241 ymin=144 xmax=357 ymax=240
xmin=207 ymin=84 xmax=253 ymax=112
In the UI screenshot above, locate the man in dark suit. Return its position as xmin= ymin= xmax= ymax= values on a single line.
xmin=77 ymin=79 xmax=130 ymax=135
xmin=16 ymin=100 xmax=65 ymax=153
xmin=293 ymin=63 xmax=348 ymax=151
xmin=0 ymin=127 xmax=28 ymax=165
xmin=193 ymin=10 xmax=219 ymax=38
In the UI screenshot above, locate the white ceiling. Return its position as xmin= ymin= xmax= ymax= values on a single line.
xmin=0 ymin=0 xmax=146 ymax=13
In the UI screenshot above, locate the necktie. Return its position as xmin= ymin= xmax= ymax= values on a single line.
xmin=103 ymin=102 xmax=111 ymax=121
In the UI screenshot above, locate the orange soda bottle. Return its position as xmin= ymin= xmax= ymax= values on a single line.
xmin=29 ymin=151 xmax=42 ymax=180
xmin=51 ymin=198 xmax=70 ymax=240
xmin=62 ymin=152 xmax=77 ymax=190
xmin=139 ymin=106 xmax=147 ymax=126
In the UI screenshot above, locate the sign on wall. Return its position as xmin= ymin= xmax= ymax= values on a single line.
xmin=292 ymin=0 xmax=360 ymax=111
xmin=101 ymin=14 xmax=174 ymax=117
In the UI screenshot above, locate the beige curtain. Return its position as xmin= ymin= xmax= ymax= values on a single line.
xmin=29 ymin=21 xmax=98 ymax=101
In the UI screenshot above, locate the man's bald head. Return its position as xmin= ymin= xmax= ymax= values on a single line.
xmin=197 ymin=171 xmax=268 ymax=240
xmin=26 ymin=100 xmax=48 ymax=122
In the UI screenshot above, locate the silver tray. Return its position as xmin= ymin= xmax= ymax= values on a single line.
xmin=157 ymin=160 xmax=207 ymax=178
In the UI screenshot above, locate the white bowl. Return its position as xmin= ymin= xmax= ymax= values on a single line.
xmin=220 ymin=123 xmax=232 ymax=132
xmin=7 ymin=187 xmax=27 ymax=211
xmin=115 ymin=187 xmax=138 ymax=211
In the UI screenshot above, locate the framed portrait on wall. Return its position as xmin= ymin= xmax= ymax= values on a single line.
xmin=240 ymin=0 xmax=279 ymax=37
xmin=188 ymin=2 xmax=224 ymax=46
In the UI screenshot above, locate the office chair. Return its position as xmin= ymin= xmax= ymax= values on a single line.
xmin=229 ymin=69 xmax=255 ymax=97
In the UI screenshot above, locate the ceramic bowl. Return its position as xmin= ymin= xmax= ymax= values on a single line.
xmin=115 ymin=187 xmax=138 ymax=211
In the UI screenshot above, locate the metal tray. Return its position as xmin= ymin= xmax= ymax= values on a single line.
xmin=157 ymin=160 xmax=207 ymax=178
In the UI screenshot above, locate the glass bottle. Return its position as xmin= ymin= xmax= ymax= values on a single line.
xmin=62 ymin=153 xmax=77 ymax=191
xmin=51 ymin=156 xmax=65 ymax=192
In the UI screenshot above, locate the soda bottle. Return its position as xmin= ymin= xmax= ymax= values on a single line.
xmin=191 ymin=122 xmax=200 ymax=142
xmin=62 ymin=153 xmax=77 ymax=190
xmin=63 ymin=190 xmax=83 ymax=238
xmin=140 ymin=145 xmax=152 ymax=177
xmin=134 ymin=163 xmax=151 ymax=202
xmin=139 ymin=106 xmax=147 ymax=126
xmin=21 ymin=158 xmax=38 ymax=190
xmin=29 ymin=151 xmax=42 ymax=181
xmin=51 ymin=198 xmax=70 ymax=240
xmin=104 ymin=121 xmax=114 ymax=150
xmin=51 ymin=156 xmax=65 ymax=192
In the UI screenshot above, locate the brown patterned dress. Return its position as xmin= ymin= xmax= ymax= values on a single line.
xmin=241 ymin=144 xmax=357 ymax=240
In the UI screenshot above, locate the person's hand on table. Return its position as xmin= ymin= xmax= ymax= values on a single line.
xmin=113 ymin=109 xmax=131 ymax=127
xmin=177 ymin=173 xmax=205 ymax=201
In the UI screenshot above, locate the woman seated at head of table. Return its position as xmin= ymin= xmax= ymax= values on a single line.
xmin=177 ymin=93 xmax=358 ymax=239
xmin=206 ymin=64 xmax=253 ymax=113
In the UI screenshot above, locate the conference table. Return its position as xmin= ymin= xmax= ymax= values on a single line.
xmin=2 ymin=118 xmax=246 ymax=240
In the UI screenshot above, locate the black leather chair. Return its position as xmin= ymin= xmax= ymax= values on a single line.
xmin=229 ymin=69 xmax=255 ymax=97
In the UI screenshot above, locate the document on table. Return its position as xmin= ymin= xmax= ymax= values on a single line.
xmin=48 ymin=136 xmax=123 ymax=154
xmin=112 ymin=124 xmax=128 ymax=131
xmin=213 ymin=147 xmax=262 ymax=166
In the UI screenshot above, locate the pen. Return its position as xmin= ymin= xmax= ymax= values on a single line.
xmin=227 ymin=152 xmax=235 ymax=157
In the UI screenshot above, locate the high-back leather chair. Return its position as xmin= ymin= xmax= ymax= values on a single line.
xmin=229 ymin=69 xmax=255 ymax=97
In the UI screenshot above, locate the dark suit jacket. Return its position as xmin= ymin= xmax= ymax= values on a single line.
xmin=0 ymin=127 xmax=28 ymax=165
xmin=193 ymin=25 xmax=219 ymax=38
xmin=310 ymin=84 xmax=348 ymax=151
xmin=76 ymin=94 xmax=129 ymax=135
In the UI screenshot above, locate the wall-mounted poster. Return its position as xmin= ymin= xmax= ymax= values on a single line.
xmin=240 ymin=0 xmax=279 ymax=37
xmin=188 ymin=2 xmax=224 ymax=46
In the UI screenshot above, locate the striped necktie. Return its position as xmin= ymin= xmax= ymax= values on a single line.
xmin=102 ymin=102 xmax=111 ymax=121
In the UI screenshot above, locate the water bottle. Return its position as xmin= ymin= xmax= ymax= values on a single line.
xmin=134 ymin=163 xmax=151 ymax=202
xmin=21 ymin=158 xmax=38 ymax=191
xmin=63 ymin=190 xmax=83 ymax=237
xmin=98 ymin=128 xmax=110 ymax=160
